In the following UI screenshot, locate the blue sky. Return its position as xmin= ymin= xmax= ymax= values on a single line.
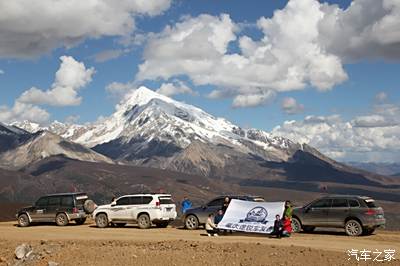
xmin=0 ymin=0 xmax=399 ymax=162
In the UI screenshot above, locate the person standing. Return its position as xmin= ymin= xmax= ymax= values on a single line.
xmin=222 ymin=197 xmax=230 ymax=213
xmin=181 ymin=196 xmax=192 ymax=214
xmin=284 ymin=201 xmax=293 ymax=219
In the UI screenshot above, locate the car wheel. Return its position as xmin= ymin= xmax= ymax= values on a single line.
xmin=115 ymin=223 xmax=126 ymax=227
xmin=291 ymin=217 xmax=301 ymax=233
xmin=95 ymin=213 xmax=109 ymax=228
xmin=345 ymin=220 xmax=363 ymax=236
xmin=185 ymin=215 xmax=199 ymax=230
xmin=55 ymin=213 xmax=69 ymax=226
xmin=303 ymin=226 xmax=315 ymax=233
xmin=155 ymin=222 xmax=169 ymax=228
xmin=75 ymin=218 xmax=86 ymax=225
xmin=138 ymin=214 xmax=151 ymax=229
xmin=18 ymin=214 xmax=30 ymax=227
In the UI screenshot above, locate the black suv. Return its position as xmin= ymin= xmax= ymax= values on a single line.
xmin=183 ymin=195 xmax=264 ymax=229
xmin=292 ymin=195 xmax=385 ymax=236
xmin=16 ymin=192 xmax=94 ymax=227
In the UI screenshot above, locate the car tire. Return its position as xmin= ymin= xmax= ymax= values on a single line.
xmin=185 ymin=215 xmax=199 ymax=230
xmin=95 ymin=213 xmax=109 ymax=228
xmin=345 ymin=219 xmax=363 ymax=236
xmin=55 ymin=213 xmax=69 ymax=226
xmin=291 ymin=217 xmax=301 ymax=233
xmin=83 ymin=200 xmax=96 ymax=214
xmin=155 ymin=222 xmax=169 ymax=228
xmin=138 ymin=214 xmax=151 ymax=229
xmin=303 ymin=226 xmax=315 ymax=233
xmin=18 ymin=214 xmax=30 ymax=227
xmin=115 ymin=223 xmax=126 ymax=227
xmin=75 ymin=218 xmax=86 ymax=225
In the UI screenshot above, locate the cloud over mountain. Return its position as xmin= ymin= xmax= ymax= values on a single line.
xmin=0 ymin=0 xmax=172 ymax=58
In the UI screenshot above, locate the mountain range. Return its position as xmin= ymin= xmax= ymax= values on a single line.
xmin=1 ymin=87 xmax=400 ymax=221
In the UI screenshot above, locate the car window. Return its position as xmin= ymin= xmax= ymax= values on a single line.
xmin=310 ymin=199 xmax=332 ymax=208
xmin=364 ymin=199 xmax=377 ymax=208
xmin=48 ymin=197 xmax=60 ymax=206
xmin=61 ymin=196 xmax=73 ymax=206
xmin=207 ymin=198 xmax=224 ymax=207
xmin=159 ymin=197 xmax=174 ymax=204
xmin=331 ymin=199 xmax=348 ymax=208
xmin=129 ymin=197 xmax=142 ymax=205
xmin=349 ymin=199 xmax=360 ymax=207
xmin=142 ymin=196 xmax=153 ymax=204
xmin=116 ymin=197 xmax=130 ymax=205
xmin=36 ymin=197 xmax=48 ymax=207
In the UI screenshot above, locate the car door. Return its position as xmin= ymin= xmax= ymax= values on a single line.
xmin=328 ymin=198 xmax=350 ymax=227
xmin=127 ymin=196 xmax=143 ymax=220
xmin=302 ymin=198 xmax=332 ymax=226
xmin=111 ymin=197 xmax=130 ymax=220
xmin=31 ymin=197 xmax=48 ymax=221
xmin=46 ymin=196 xmax=61 ymax=220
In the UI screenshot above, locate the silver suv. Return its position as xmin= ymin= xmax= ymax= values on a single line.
xmin=183 ymin=195 xmax=264 ymax=230
xmin=292 ymin=195 xmax=385 ymax=236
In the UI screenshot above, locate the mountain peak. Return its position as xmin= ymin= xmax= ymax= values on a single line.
xmin=122 ymin=86 xmax=169 ymax=107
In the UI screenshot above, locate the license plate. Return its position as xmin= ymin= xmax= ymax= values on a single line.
xmin=166 ymin=208 xmax=172 ymax=212
xmin=377 ymin=214 xmax=383 ymax=219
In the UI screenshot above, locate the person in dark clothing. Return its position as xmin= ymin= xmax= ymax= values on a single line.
xmin=222 ymin=197 xmax=230 ymax=213
xmin=271 ymin=214 xmax=283 ymax=238
xmin=214 ymin=209 xmax=224 ymax=225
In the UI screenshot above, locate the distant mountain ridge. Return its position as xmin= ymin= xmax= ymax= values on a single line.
xmin=4 ymin=87 xmax=399 ymax=187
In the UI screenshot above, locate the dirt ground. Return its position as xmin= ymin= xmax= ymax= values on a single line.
xmin=0 ymin=221 xmax=398 ymax=266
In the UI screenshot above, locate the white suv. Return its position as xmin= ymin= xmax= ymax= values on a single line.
xmin=93 ymin=194 xmax=177 ymax=229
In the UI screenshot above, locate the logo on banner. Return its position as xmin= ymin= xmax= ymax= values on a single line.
xmin=240 ymin=206 xmax=269 ymax=224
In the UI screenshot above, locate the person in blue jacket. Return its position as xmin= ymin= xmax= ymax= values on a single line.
xmin=181 ymin=196 xmax=192 ymax=214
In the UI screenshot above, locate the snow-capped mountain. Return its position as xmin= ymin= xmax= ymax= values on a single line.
xmin=0 ymin=124 xmax=113 ymax=170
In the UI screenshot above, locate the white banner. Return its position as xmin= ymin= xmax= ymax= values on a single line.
xmin=217 ymin=199 xmax=285 ymax=234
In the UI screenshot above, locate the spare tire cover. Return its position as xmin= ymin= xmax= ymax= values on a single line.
xmin=83 ymin=199 xmax=96 ymax=214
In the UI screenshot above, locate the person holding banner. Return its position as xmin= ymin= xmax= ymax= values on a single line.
xmin=205 ymin=213 xmax=219 ymax=237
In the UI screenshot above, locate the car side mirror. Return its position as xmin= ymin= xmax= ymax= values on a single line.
xmin=201 ymin=205 xmax=206 ymax=209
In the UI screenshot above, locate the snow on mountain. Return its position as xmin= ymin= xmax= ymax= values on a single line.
xmin=0 ymin=130 xmax=113 ymax=170
xmin=51 ymin=87 xmax=300 ymax=161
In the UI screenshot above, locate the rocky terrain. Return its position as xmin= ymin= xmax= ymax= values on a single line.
xmin=0 ymin=221 xmax=399 ymax=266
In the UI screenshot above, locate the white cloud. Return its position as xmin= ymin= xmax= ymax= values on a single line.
xmin=92 ymin=49 xmax=126 ymax=63
xmin=232 ymin=91 xmax=276 ymax=108
xmin=0 ymin=0 xmax=172 ymax=58
xmin=319 ymin=0 xmax=400 ymax=61
xmin=106 ymin=81 xmax=137 ymax=99
xmin=0 ymin=69 xmax=4 ymax=75
xmin=156 ymin=81 xmax=197 ymax=97
xmin=136 ymin=0 xmax=400 ymax=108
xmin=65 ymin=115 xmax=80 ymax=124
xmin=136 ymin=1 xmax=349 ymax=107
xmin=18 ymin=56 xmax=95 ymax=106
xmin=0 ymin=102 xmax=50 ymax=124
xmin=375 ymin=92 xmax=388 ymax=102
xmin=281 ymin=97 xmax=304 ymax=114
xmin=272 ymin=103 xmax=400 ymax=162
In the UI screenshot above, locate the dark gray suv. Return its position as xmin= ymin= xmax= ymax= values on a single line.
xmin=292 ymin=195 xmax=385 ymax=236
xmin=183 ymin=195 xmax=264 ymax=230
xmin=16 ymin=192 xmax=95 ymax=227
